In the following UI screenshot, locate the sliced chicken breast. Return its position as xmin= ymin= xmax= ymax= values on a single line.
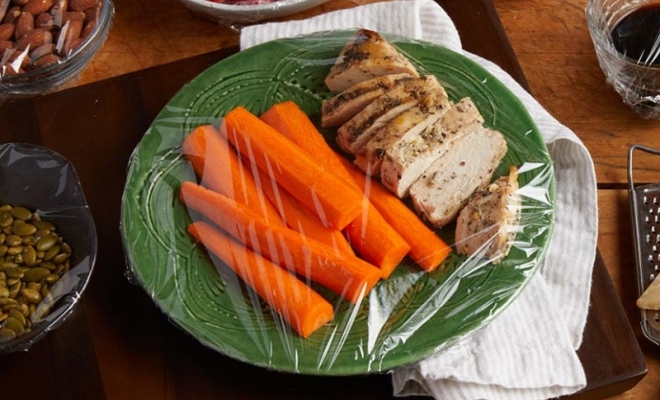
xmin=325 ymin=29 xmax=419 ymax=92
xmin=353 ymin=89 xmax=451 ymax=177
xmin=380 ymin=97 xmax=485 ymax=198
xmin=336 ymin=75 xmax=443 ymax=155
xmin=409 ymin=128 xmax=508 ymax=228
xmin=321 ymin=73 xmax=415 ymax=127
xmin=455 ymin=166 xmax=521 ymax=263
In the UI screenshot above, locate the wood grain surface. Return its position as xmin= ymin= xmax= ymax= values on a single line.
xmin=1 ymin=0 xmax=658 ymax=399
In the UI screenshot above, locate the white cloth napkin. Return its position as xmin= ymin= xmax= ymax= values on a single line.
xmin=241 ymin=1 xmax=598 ymax=399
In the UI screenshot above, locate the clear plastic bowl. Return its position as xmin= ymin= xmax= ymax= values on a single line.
xmin=179 ymin=0 xmax=331 ymax=27
xmin=0 ymin=0 xmax=114 ymax=102
xmin=0 ymin=143 xmax=97 ymax=354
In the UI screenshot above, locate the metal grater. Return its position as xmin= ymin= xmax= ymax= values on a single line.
xmin=629 ymin=144 xmax=660 ymax=345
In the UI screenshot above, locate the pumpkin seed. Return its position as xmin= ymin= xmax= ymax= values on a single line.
xmin=40 ymin=261 xmax=56 ymax=271
xmin=9 ymin=207 xmax=32 ymax=221
xmin=61 ymin=242 xmax=71 ymax=256
xmin=8 ymin=282 xmax=20 ymax=298
xmin=0 ymin=212 xmax=12 ymax=228
xmin=36 ymin=235 xmax=58 ymax=252
xmin=4 ymin=317 xmax=24 ymax=335
xmin=20 ymin=288 xmax=41 ymax=304
xmin=51 ymin=252 xmax=69 ymax=264
xmin=0 ymin=328 xmax=16 ymax=342
xmin=6 ymin=245 xmax=23 ymax=256
xmin=23 ymin=268 xmax=49 ymax=283
xmin=8 ymin=309 xmax=25 ymax=326
xmin=0 ymin=261 xmax=18 ymax=270
xmin=44 ymin=245 xmax=60 ymax=261
xmin=22 ymin=236 xmax=37 ymax=246
xmin=18 ymin=303 xmax=28 ymax=317
xmin=33 ymin=220 xmax=55 ymax=231
xmin=4 ymin=267 xmax=23 ymax=279
xmin=0 ymin=298 xmax=18 ymax=307
xmin=22 ymin=246 xmax=36 ymax=266
xmin=13 ymin=223 xmax=36 ymax=237
xmin=5 ymin=235 xmax=21 ymax=247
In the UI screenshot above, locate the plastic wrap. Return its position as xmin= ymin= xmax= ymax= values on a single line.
xmin=0 ymin=0 xmax=114 ymax=103
xmin=178 ymin=0 xmax=331 ymax=28
xmin=120 ymin=30 xmax=555 ymax=375
xmin=0 ymin=143 xmax=97 ymax=354
xmin=587 ymin=0 xmax=660 ymax=119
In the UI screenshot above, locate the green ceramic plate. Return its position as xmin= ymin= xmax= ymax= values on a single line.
xmin=121 ymin=31 xmax=555 ymax=376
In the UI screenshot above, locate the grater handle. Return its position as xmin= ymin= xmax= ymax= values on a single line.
xmin=629 ymin=144 xmax=660 ymax=191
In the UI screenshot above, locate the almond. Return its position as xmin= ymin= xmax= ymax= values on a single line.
xmin=5 ymin=47 xmax=30 ymax=68
xmin=0 ymin=0 xmax=12 ymax=23
xmin=14 ymin=12 xmax=34 ymax=40
xmin=63 ymin=10 xmax=84 ymax=23
xmin=35 ymin=12 xmax=53 ymax=30
xmin=64 ymin=35 xmax=82 ymax=53
xmin=0 ymin=39 xmax=13 ymax=53
xmin=33 ymin=52 xmax=58 ymax=68
xmin=0 ymin=22 xmax=14 ymax=41
xmin=56 ymin=18 xmax=81 ymax=56
xmin=83 ymin=4 xmax=99 ymax=23
xmin=23 ymin=0 xmax=53 ymax=16
xmin=29 ymin=42 xmax=54 ymax=61
xmin=68 ymin=0 xmax=96 ymax=12
xmin=3 ymin=6 xmax=20 ymax=24
xmin=80 ymin=17 xmax=94 ymax=39
xmin=15 ymin=28 xmax=51 ymax=51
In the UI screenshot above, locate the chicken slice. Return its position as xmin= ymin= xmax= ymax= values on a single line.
xmin=321 ymin=73 xmax=416 ymax=127
xmin=353 ymin=89 xmax=451 ymax=177
xmin=325 ymin=29 xmax=420 ymax=92
xmin=454 ymin=166 xmax=521 ymax=264
xmin=380 ymin=97 xmax=485 ymax=198
xmin=409 ymin=128 xmax=508 ymax=228
xmin=336 ymin=75 xmax=443 ymax=155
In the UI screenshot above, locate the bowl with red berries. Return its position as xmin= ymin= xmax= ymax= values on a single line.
xmin=179 ymin=0 xmax=331 ymax=26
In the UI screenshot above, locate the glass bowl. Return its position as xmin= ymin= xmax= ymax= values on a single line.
xmin=0 ymin=0 xmax=114 ymax=102
xmin=178 ymin=0 xmax=331 ymax=27
xmin=0 ymin=142 xmax=97 ymax=354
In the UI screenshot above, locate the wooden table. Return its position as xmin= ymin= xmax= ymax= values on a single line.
xmin=0 ymin=0 xmax=656 ymax=399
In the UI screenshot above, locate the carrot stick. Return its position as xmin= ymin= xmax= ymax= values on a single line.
xmin=180 ymin=181 xmax=381 ymax=303
xmin=221 ymin=106 xmax=364 ymax=230
xmin=188 ymin=221 xmax=334 ymax=338
xmin=253 ymin=167 xmax=355 ymax=257
xmin=181 ymin=124 xmax=284 ymax=227
xmin=261 ymin=101 xmax=411 ymax=278
xmin=338 ymin=157 xmax=452 ymax=272
xmin=343 ymin=215 xmax=408 ymax=279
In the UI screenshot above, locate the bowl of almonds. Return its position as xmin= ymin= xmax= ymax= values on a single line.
xmin=0 ymin=0 xmax=114 ymax=101
xmin=0 ymin=142 xmax=97 ymax=353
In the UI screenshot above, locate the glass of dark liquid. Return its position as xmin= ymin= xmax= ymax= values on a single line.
xmin=587 ymin=0 xmax=660 ymax=119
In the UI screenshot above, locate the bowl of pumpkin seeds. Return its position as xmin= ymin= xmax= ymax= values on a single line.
xmin=0 ymin=142 xmax=97 ymax=354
